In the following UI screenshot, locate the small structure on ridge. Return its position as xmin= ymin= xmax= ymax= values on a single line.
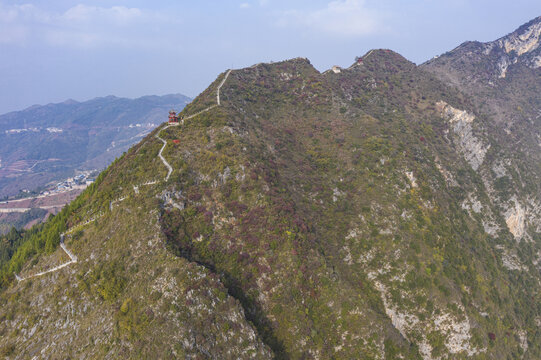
xmin=168 ymin=110 xmax=178 ymax=123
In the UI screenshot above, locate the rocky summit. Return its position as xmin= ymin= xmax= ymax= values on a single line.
xmin=0 ymin=18 xmax=540 ymax=360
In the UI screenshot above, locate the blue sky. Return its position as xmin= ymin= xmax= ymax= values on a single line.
xmin=1 ymin=0 xmax=541 ymax=114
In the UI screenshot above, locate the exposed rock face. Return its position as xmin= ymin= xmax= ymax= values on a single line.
xmin=500 ymin=18 xmax=541 ymax=57
xmin=492 ymin=19 xmax=541 ymax=77
xmin=424 ymin=16 xmax=541 ymax=247
xmin=497 ymin=245 xmax=528 ymax=271
xmin=405 ymin=171 xmax=418 ymax=188
xmin=368 ymin=269 xmax=485 ymax=360
xmin=505 ymin=197 xmax=526 ymax=240
xmin=461 ymin=193 xmax=483 ymax=214
xmin=437 ymin=101 xmax=489 ymax=171
xmin=433 ymin=310 xmax=484 ymax=357
xmin=158 ymin=188 xmax=185 ymax=210
xmin=424 ymin=16 xmax=541 ymax=84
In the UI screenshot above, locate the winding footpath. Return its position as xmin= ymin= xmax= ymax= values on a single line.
xmin=15 ymin=214 xmax=103 ymax=282
xmin=155 ymin=69 xmax=232 ymax=181
xmin=215 ymin=69 xmax=231 ymax=106
xmin=109 ymin=196 xmax=128 ymax=211
xmin=155 ymin=123 xmax=179 ymax=182
xmin=14 ymin=70 xmax=233 ymax=283
xmin=348 ymin=49 xmax=376 ymax=69
xmin=133 ymin=180 xmax=158 ymax=194
xmin=16 ymin=234 xmax=77 ymax=282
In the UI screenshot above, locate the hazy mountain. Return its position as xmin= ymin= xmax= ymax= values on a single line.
xmin=0 ymin=94 xmax=191 ymax=198
xmin=0 ymin=19 xmax=540 ymax=360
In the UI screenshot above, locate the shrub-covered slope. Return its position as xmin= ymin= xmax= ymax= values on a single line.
xmin=423 ymin=17 xmax=541 ymax=320
xmin=0 ymin=48 xmax=540 ymax=359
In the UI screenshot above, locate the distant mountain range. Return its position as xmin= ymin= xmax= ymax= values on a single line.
xmin=0 ymin=94 xmax=190 ymax=197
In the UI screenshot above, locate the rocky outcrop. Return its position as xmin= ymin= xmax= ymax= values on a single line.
xmin=504 ymin=197 xmax=526 ymax=240
xmin=437 ymin=101 xmax=489 ymax=171
xmin=500 ymin=18 xmax=541 ymax=57
xmin=368 ymin=273 xmax=485 ymax=360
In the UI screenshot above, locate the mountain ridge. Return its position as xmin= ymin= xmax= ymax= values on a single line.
xmin=423 ymin=15 xmax=541 ymax=82
xmin=0 ymin=17 xmax=540 ymax=360
xmin=6 ymin=94 xmax=190 ymax=117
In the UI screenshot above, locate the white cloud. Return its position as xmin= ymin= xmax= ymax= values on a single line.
xmin=240 ymin=1 xmax=268 ymax=9
xmin=279 ymin=0 xmax=383 ymax=37
xmin=0 ymin=4 xmax=39 ymax=43
xmin=62 ymin=5 xmax=143 ymax=25
xmin=0 ymin=3 xmax=170 ymax=48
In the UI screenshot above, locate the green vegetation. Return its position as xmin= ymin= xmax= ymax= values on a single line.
xmin=0 ymin=169 xmax=107 ymax=288
xmin=78 ymin=260 xmax=127 ymax=301
xmin=0 ymin=47 xmax=540 ymax=359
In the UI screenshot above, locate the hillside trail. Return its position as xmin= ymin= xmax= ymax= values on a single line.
xmin=14 ymin=213 xmax=104 ymax=282
xmin=348 ymin=49 xmax=375 ymax=69
xmin=155 ymin=69 xmax=232 ymax=181
xmin=15 ymin=232 xmax=77 ymax=282
xmin=156 ymin=123 xmax=178 ymax=181
xmin=14 ymin=70 xmax=233 ymax=282
xmin=0 ymin=205 xmax=71 ymax=213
